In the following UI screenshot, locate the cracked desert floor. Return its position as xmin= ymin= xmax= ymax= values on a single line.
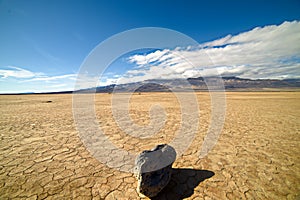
xmin=0 ymin=92 xmax=299 ymax=199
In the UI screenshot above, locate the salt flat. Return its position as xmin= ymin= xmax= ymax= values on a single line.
xmin=0 ymin=92 xmax=299 ymax=199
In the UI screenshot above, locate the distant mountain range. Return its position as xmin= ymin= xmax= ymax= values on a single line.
xmin=4 ymin=76 xmax=299 ymax=95
xmin=76 ymin=76 xmax=300 ymax=93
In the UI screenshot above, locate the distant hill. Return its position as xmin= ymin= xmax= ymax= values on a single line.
xmin=7 ymin=76 xmax=299 ymax=94
xmin=76 ymin=76 xmax=300 ymax=93
xmin=187 ymin=76 xmax=300 ymax=90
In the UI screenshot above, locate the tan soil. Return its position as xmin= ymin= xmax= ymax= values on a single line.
xmin=0 ymin=92 xmax=299 ymax=199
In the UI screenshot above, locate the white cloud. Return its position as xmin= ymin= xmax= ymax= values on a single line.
xmin=23 ymin=74 xmax=77 ymax=82
xmin=0 ymin=66 xmax=78 ymax=93
xmin=0 ymin=66 xmax=43 ymax=78
xmin=98 ymin=78 xmax=119 ymax=86
xmin=0 ymin=66 xmax=77 ymax=83
xmin=126 ymin=21 xmax=300 ymax=81
xmin=128 ymin=49 xmax=170 ymax=66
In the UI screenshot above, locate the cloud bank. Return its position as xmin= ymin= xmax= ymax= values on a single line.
xmin=0 ymin=66 xmax=76 ymax=93
xmin=0 ymin=66 xmax=42 ymax=79
xmin=119 ymin=21 xmax=300 ymax=84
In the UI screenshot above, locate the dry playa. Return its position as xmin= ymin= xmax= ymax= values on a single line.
xmin=0 ymin=92 xmax=299 ymax=199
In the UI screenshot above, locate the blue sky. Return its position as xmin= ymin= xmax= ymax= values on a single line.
xmin=0 ymin=0 xmax=300 ymax=93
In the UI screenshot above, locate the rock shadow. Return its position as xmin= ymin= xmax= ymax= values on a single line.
xmin=152 ymin=168 xmax=215 ymax=200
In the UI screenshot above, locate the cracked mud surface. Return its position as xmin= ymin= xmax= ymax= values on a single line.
xmin=0 ymin=92 xmax=299 ymax=199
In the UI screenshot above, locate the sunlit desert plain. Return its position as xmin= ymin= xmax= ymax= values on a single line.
xmin=0 ymin=92 xmax=299 ymax=199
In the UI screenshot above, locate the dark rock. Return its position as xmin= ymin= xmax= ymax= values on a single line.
xmin=42 ymin=100 xmax=52 ymax=103
xmin=134 ymin=144 xmax=176 ymax=197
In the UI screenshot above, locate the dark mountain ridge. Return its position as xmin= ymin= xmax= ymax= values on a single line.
xmin=84 ymin=76 xmax=300 ymax=93
xmin=4 ymin=77 xmax=299 ymax=94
